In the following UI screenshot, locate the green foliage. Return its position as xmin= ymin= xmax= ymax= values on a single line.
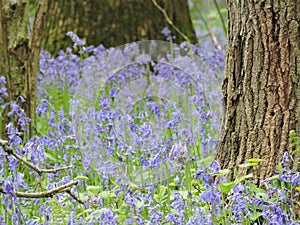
xmin=189 ymin=0 xmax=227 ymax=44
xmin=290 ymin=130 xmax=300 ymax=155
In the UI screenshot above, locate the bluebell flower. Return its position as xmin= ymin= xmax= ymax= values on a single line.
xmin=200 ymin=187 xmax=221 ymax=205
xmin=0 ymin=86 xmax=8 ymax=97
xmin=8 ymin=101 xmax=19 ymax=118
xmin=36 ymin=99 xmax=48 ymax=116
xmin=291 ymin=173 xmax=300 ymax=187
xmin=3 ymin=176 xmax=14 ymax=195
xmin=171 ymin=192 xmax=186 ymax=212
xmin=66 ymin=31 xmax=86 ymax=48
xmin=195 ymin=169 xmax=213 ymax=186
xmin=0 ymin=76 xmax=6 ymax=84
xmin=110 ymin=88 xmax=119 ymax=98
xmin=6 ymin=122 xmax=23 ymax=147
xmin=281 ymin=151 xmax=293 ymax=167
xmin=209 ymin=160 xmax=220 ymax=174
xmin=169 ymin=141 xmax=188 ymax=164
xmin=165 ymin=213 xmax=180 ymax=224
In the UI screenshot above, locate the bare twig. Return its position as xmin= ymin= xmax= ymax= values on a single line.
xmin=0 ymin=139 xmax=85 ymax=203
xmin=192 ymin=0 xmax=222 ymax=50
xmin=66 ymin=189 xmax=85 ymax=204
xmin=212 ymin=0 xmax=227 ymax=36
xmin=151 ymin=0 xmax=191 ymax=43
xmin=0 ymin=139 xmax=73 ymax=174
xmin=0 ymin=180 xmax=78 ymax=198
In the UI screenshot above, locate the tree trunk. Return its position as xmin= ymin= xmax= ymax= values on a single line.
xmin=43 ymin=0 xmax=197 ymax=55
xmin=0 ymin=0 xmax=47 ymax=139
xmin=216 ymin=0 xmax=300 ymax=183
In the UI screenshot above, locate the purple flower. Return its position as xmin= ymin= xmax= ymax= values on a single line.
xmin=169 ymin=141 xmax=188 ymax=164
xmin=0 ymin=86 xmax=8 ymax=97
xmin=171 ymin=192 xmax=186 ymax=212
xmin=209 ymin=160 xmax=220 ymax=174
xmin=0 ymin=76 xmax=6 ymax=84
xmin=161 ymin=27 xmax=172 ymax=40
xmin=149 ymin=206 xmax=163 ymax=224
xmin=110 ymin=88 xmax=119 ymax=98
xmin=281 ymin=152 xmax=293 ymax=167
xmin=165 ymin=213 xmax=180 ymax=224
xmin=8 ymin=101 xmax=19 ymax=118
xmin=291 ymin=173 xmax=300 ymax=187
xmin=3 ymin=176 xmax=14 ymax=195
xmin=195 ymin=169 xmax=213 ymax=186
xmin=97 ymin=208 xmax=117 ymax=224
xmin=36 ymin=99 xmax=48 ymax=116
xmin=6 ymin=122 xmax=23 ymax=146
xmin=200 ymin=187 xmax=221 ymax=204
xmin=66 ymin=31 xmax=85 ymax=48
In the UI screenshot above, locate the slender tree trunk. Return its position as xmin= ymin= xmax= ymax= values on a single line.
xmin=216 ymin=0 xmax=300 ymax=183
xmin=43 ymin=0 xmax=197 ymax=55
xmin=0 ymin=0 xmax=47 ymax=139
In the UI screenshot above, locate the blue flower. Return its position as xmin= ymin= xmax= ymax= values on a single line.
xmin=200 ymin=187 xmax=221 ymax=204
xmin=66 ymin=31 xmax=86 ymax=48
xmin=161 ymin=27 xmax=171 ymax=37
xmin=195 ymin=169 xmax=213 ymax=186
xmin=209 ymin=160 xmax=220 ymax=174
xmin=36 ymin=99 xmax=48 ymax=116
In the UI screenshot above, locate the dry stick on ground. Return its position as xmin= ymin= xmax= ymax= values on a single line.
xmin=151 ymin=0 xmax=191 ymax=43
xmin=0 ymin=139 xmax=72 ymax=174
xmin=0 ymin=139 xmax=84 ymax=204
xmin=0 ymin=180 xmax=77 ymax=198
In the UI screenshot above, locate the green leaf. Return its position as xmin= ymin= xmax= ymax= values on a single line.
xmin=86 ymin=185 xmax=102 ymax=195
xmin=76 ymin=208 xmax=93 ymax=218
xmin=237 ymin=173 xmax=253 ymax=182
xmin=75 ymin=175 xmax=89 ymax=180
xmin=277 ymin=163 xmax=283 ymax=173
xmin=215 ymin=169 xmax=230 ymax=176
xmin=238 ymin=163 xmax=258 ymax=168
xmin=220 ymin=181 xmax=237 ymax=193
xmin=169 ymin=182 xmax=176 ymax=187
xmin=292 ymin=149 xmax=300 ymax=154
xmin=128 ymin=181 xmax=140 ymax=191
xmin=97 ymin=190 xmax=115 ymax=198
xmin=159 ymin=185 xmax=168 ymax=197
xmin=247 ymin=158 xmax=264 ymax=163
xmin=246 ymin=182 xmax=267 ymax=195
xmin=154 ymin=185 xmax=169 ymax=202
xmin=249 ymin=212 xmax=261 ymax=221
xmin=173 ymin=190 xmax=190 ymax=200
xmin=265 ymin=174 xmax=279 ymax=181
xmin=44 ymin=152 xmax=56 ymax=161
xmin=197 ymin=156 xmax=214 ymax=166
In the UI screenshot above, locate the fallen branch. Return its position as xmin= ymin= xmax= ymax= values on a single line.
xmin=0 ymin=180 xmax=78 ymax=199
xmin=66 ymin=189 xmax=85 ymax=204
xmin=0 ymin=139 xmax=72 ymax=174
xmin=0 ymin=139 xmax=85 ymax=204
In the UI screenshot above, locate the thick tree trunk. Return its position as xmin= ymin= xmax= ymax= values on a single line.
xmin=43 ymin=0 xmax=197 ymax=55
xmin=0 ymin=0 xmax=47 ymax=139
xmin=216 ymin=0 xmax=300 ymax=183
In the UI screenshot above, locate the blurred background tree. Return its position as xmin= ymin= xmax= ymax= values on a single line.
xmin=42 ymin=0 xmax=199 ymax=55
xmin=0 ymin=0 xmax=47 ymax=138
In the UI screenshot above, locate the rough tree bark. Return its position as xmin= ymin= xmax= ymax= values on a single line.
xmin=216 ymin=0 xmax=300 ymax=184
xmin=0 ymin=0 xmax=47 ymax=138
xmin=43 ymin=0 xmax=197 ymax=55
